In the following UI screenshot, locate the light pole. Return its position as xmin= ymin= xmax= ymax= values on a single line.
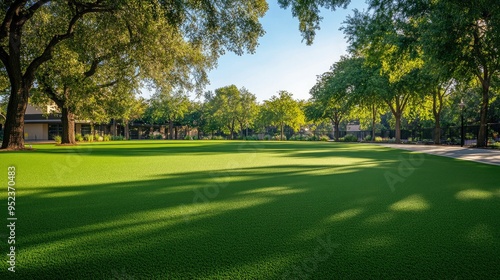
xmin=459 ymin=100 xmax=465 ymax=147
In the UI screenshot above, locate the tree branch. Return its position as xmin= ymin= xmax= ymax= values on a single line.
xmin=17 ymin=0 xmax=51 ymax=26
xmin=0 ymin=0 xmax=24 ymax=42
xmin=0 ymin=47 xmax=8 ymax=67
xmin=39 ymin=76 xmax=64 ymax=108
xmin=24 ymin=3 xmax=113 ymax=85
xmin=97 ymin=80 xmax=119 ymax=88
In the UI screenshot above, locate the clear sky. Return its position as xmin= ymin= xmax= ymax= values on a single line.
xmin=202 ymin=1 xmax=368 ymax=102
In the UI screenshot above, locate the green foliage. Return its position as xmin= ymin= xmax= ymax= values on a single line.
xmin=84 ymin=134 xmax=94 ymax=142
xmin=111 ymin=135 xmax=125 ymax=141
xmin=184 ymin=135 xmax=192 ymax=140
xmin=53 ymin=135 xmax=62 ymax=144
xmin=319 ymin=135 xmax=330 ymax=141
xmin=278 ymin=0 xmax=351 ymax=45
xmin=364 ymin=135 xmax=372 ymax=141
xmin=259 ymin=91 xmax=305 ymax=140
xmin=103 ymin=134 xmax=111 ymax=142
xmin=341 ymin=134 xmax=358 ymax=142
xmin=243 ymin=135 xmax=258 ymax=140
xmin=75 ymin=133 xmax=84 ymax=142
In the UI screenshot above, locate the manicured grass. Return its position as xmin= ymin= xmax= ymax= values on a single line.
xmin=1 ymin=141 xmax=499 ymax=279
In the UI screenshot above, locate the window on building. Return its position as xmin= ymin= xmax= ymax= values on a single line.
xmin=48 ymin=124 xmax=63 ymax=140
xmin=81 ymin=125 xmax=91 ymax=135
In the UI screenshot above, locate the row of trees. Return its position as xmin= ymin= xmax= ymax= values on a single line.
xmin=144 ymin=86 xmax=305 ymax=141
xmin=1 ymin=1 xmax=498 ymax=148
xmin=332 ymin=0 xmax=500 ymax=147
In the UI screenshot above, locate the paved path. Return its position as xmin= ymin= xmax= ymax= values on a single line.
xmin=376 ymin=144 xmax=500 ymax=166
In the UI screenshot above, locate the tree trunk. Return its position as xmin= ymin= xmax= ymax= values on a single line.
xmin=174 ymin=126 xmax=178 ymax=140
xmin=111 ymin=119 xmax=117 ymax=137
xmin=61 ymin=107 xmax=76 ymax=145
xmin=395 ymin=112 xmax=402 ymax=144
xmin=477 ymin=83 xmax=489 ymax=147
xmin=124 ymin=120 xmax=130 ymax=140
xmin=333 ymin=122 xmax=340 ymax=142
xmin=371 ymin=104 xmax=376 ymax=142
xmin=169 ymin=120 xmax=174 ymax=140
xmin=433 ymin=118 xmax=441 ymax=145
xmin=280 ymin=121 xmax=284 ymax=141
xmin=1 ymin=83 xmax=28 ymax=150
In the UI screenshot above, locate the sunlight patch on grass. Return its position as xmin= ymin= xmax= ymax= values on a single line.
xmin=37 ymin=190 xmax=90 ymax=198
xmin=324 ymin=208 xmax=364 ymax=223
xmin=455 ymin=189 xmax=497 ymax=200
xmin=238 ymin=186 xmax=306 ymax=196
xmin=362 ymin=212 xmax=396 ymax=226
xmin=389 ymin=194 xmax=431 ymax=212
xmin=357 ymin=236 xmax=395 ymax=250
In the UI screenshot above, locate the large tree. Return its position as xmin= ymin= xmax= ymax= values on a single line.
xmin=237 ymin=87 xmax=258 ymax=138
xmin=261 ymin=90 xmax=305 ymax=140
xmin=0 ymin=0 xmax=267 ymax=150
xmin=365 ymin=0 xmax=500 ymax=146
xmin=0 ymin=1 xmax=118 ymax=149
xmin=343 ymin=9 xmax=425 ymax=143
xmin=149 ymin=90 xmax=190 ymax=140
xmin=210 ymin=85 xmax=242 ymax=140
xmin=307 ymin=71 xmax=351 ymax=141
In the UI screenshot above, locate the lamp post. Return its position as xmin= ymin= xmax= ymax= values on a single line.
xmin=459 ymin=100 xmax=465 ymax=147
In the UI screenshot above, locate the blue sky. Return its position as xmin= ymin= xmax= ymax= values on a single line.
xmin=203 ymin=1 xmax=368 ymax=102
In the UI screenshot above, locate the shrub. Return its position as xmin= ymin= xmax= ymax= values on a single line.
xmin=192 ymin=135 xmax=198 ymax=140
xmin=263 ymin=135 xmax=272 ymax=140
xmin=272 ymin=135 xmax=284 ymax=141
xmin=75 ymin=133 xmax=84 ymax=142
xmin=96 ymin=135 xmax=104 ymax=142
xmin=84 ymin=134 xmax=94 ymax=142
xmin=364 ymin=135 xmax=372 ymax=141
xmin=184 ymin=135 xmax=192 ymax=140
xmin=374 ymin=136 xmax=383 ymax=142
xmin=244 ymin=135 xmax=257 ymax=140
xmin=103 ymin=134 xmax=111 ymax=141
xmin=342 ymin=134 xmax=358 ymax=142
xmin=319 ymin=135 xmax=330 ymax=141
xmin=111 ymin=135 xmax=124 ymax=141
xmin=53 ymin=135 xmax=62 ymax=144
xmin=212 ymin=135 xmax=225 ymax=140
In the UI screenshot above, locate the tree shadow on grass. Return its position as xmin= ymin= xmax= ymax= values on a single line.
xmin=3 ymin=152 xmax=500 ymax=279
xmin=30 ymin=141 xmax=387 ymax=158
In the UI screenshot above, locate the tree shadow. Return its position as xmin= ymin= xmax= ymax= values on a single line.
xmin=3 ymin=151 xmax=499 ymax=279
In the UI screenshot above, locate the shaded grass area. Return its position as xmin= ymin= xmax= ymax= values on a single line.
xmin=0 ymin=141 xmax=499 ymax=279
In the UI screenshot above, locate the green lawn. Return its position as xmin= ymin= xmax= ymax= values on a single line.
xmin=1 ymin=141 xmax=499 ymax=279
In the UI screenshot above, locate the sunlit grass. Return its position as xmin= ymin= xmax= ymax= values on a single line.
xmin=0 ymin=140 xmax=499 ymax=279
